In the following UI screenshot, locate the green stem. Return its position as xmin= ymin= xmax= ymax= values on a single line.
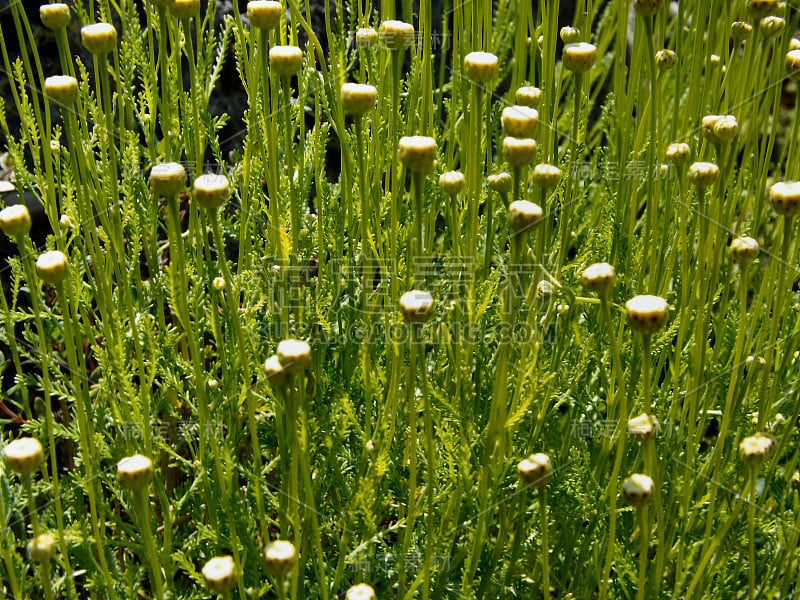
xmin=133 ymin=489 xmax=165 ymax=600
xmin=636 ymin=505 xmax=649 ymax=600
xmin=539 ymin=486 xmax=550 ymax=599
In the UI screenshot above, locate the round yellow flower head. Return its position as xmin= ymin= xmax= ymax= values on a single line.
xmin=150 ymin=162 xmax=187 ymax=196
xmin=501 ymin=105 xmax=539 ymax=138
xmin=746 ymin=0 xmax=779 ymax=20
xmin=40 ymin=4 xmax=71 ymax=30
xmin=81 ymin=23 xmax=117 ymax=55
xmin=562 ymin=42 xmax=597 ymax=73
xmin=581 ymin=262 xmax=616 ymax=296
xmin=169 ymin=0 xmax=200 ymax=18
xmin=399 ymin=290 xmax=434 ymax=324
xmin=622 ymin=473 xmax=654 ymax=507
xmin=0 ymin=204 xmax=32 ymax=238
xmin=502 ymin=137 xmax=537 ymax=168
xmin=760 ymin=16 xmax=785 ymax=39
xmin=44 ymin=75 xmax=79 ymax=106
xmin=517 ymin=453 xmax=553 ymax=487
xmin=686 ymin=161 xmax=720 ymax=188
xmin=398 ymin=136 xmax=437 ymax=174
xmin=379 ymin=20 xmax=415 ymax=50
xmin=28 ymin=533 xmax=57 ymax=563
xmin=560 ymin=26 xmax=581 ymax=44
xmin=263 ymin=540 xmax=297 ymax=577
xmin=193 ymin=174 xmax=231 ymax=210
xmin=739 ymin=432 xmax=775 ymax=467
xmin=487 ymin=171 xmax=512 ymax=193
xmin=277 ymin=339 xmax=312 ymax=373
xmin=655 ymin=49 xmax=677 ymax=71
xmin=439 ymin=171 xmax=465 ymax=196
xmin=627 ymin=413 xmax=657 ymax=440
xmin=346 ymin=584 xmax=377 ymax=600
xmin=36 ymin=250 xmax=69 ymax=285
xmin=340 ymin=83 xmax=378 ymax=115
xmin=463 ymin=51 xmax=499 ymax=83
xmin=202 ymin=556 xmax=237 ymax=593
xmin=264 ymin=354 xmax=289 ymax=387
xmin=356 ymin=27 xmax=379 ymax=48
xmin=269 ymin=45 xmax=303 ymax=76
xmin=786 ymin=49 xmax=800 ymax=79
xmin=2 ymin=438 xmax=44 ymax=476
xmin=532 ymin=163 xmax=562 ymax=189
xmin=247 ymin=1 xmax=283 ymax=29
xmin=516 ymin=85 xmax=542 ymax=108
xmin=117 ymin=454 xmax=154 ymax=491
xmin=507 ymin=200 xmax=543 ymax=235
xmin=625 ymin=294 xmax=668 ymax=335
xmin=729 ymin=236 xmax=760 ymax=264
xmin=769 ymin=181 xmax=800 ymax=217
xmin=665 ymin=142 xmax=691 ymax=167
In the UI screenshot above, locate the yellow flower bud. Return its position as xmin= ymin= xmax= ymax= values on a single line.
xmin=247 ymin=1 xmax=283 ymax=29
xmin=760 ymin=15 xmax=785 ymax=38
xmin=625 ymin=294 xmax=668 ymax=335
xmin=39 ymin=4 xmax=71 ymax=30
xmin=398 ymin=136 xmax=437 ymax=174
xmin=379 ymin=20 xmax=415 ymax=50
xmin=507 ymin=200 xmax=543 ymax=235
xmin=517 ymin=453 xmax=553 ymax=487
xmin=769 ymin=181 xmax=800 ymax=217
xmin=150 ymin=162 xmax=186 ymax=196
xmin=501 ymin=105 xmax=539 ymax=138
xmin=356 ymin=27 xmax=379 ymax=48
xmin=81 ymin=23 xmax=118 ymax=55
xmin=169 ymin=0 xmax=199 ymax=18
xmin=340 ymin=83 xmax=378 ymax=115
xmin=562 ymin=42 xmax=597 ymax=73
xmin=463 ymin=51 xmax=499 ymax=83
xmin=202 ymin=556 xmax=237 ymax=593
xmin=44 ymin=75 xmax=79 ymax=106
xmin=581 ymin=262 xmax=615 ymax=296
xmin=729 ymin=236 xmax=759 ymax=263
xmin=28 ymin=533 xmax=57 ymax=563
xmin=36 ymin=250 xmax=69 ymax=285
xmin=655 ymin=49 xmax=677 ymax=71
xmin=515 ymin=85 xmax=542 ymax=108
xmin=560 ymin=26 xmax=581 ymax=44
xmin=0 ymin=204 xmax=32 ymax=238
xmin=502 ymin=137 xmax=537 ymax=168
xmin=665 ymin=142 xmax=691 ymax=167
xmin=439 ymin=171 xmax=465 ymax=196
xmin=731 ymin=21 xmax=753 ymax=42
xmin=263 ymin=540 xmax=297 ymax=577
xmin=487 ymin=171 xmax=512 ymax=193
xmin=2 ymin=438 xmax=44 ymax=476
xmin=622 ymin=473 xmax=654 ymax=507
xmin=399 ymin=290 xmax=435 ymax=324
xmin=117 ymin=454 xmax=154 ymax=491
xmin=346 ymin=583 xmax=377 ymax=600
xmin=686 ymin=161 xmax=719 ymax=188
xmin=269 ymin=45 xmax=303 ymax=76
xmin=277 ymin=339 xmax=312 ymax=373
xmin=193 ymin=174 xmax=231 ymax=210
xmin=746 ymin=0 xmax=779 ymax=19
xmin=532 ymin=163 xmax=562 ymax=189
xmin=739 ymin=432 xmax=775 ymax=467
xmin=786 ymin=49 xmax=800 ymax=79
xmin=627 ymin=413 xmax=657 ymax=440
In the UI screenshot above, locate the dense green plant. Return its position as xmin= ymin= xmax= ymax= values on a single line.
xmin=1 ymin=0 xmax=800 ymax=597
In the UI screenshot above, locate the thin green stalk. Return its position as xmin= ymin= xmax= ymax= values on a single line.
xmin=557 ymin=72 xmax=583 ymax=276
xmin=539 ymin=486 xmax=550 ymax=599
xmin=636 ymin=505 xmax=649 ymax=600
xmin=133 ymin=489 xmax=165 ymax=600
